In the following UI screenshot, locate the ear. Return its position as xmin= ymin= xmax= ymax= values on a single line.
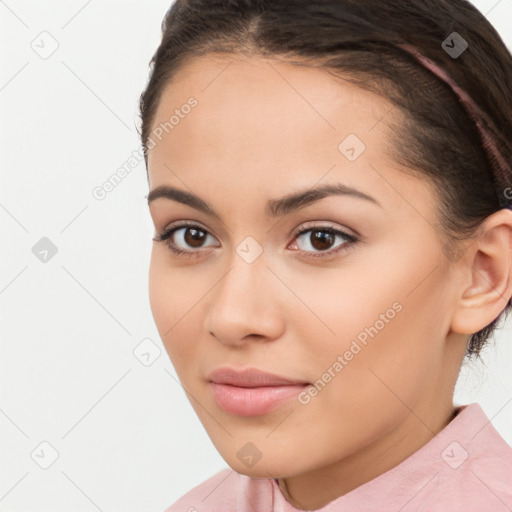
xmin=450 ymin=209 xmax=512 ymax=335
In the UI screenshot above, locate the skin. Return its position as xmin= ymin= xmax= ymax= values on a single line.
xmin=146 ymin=54 xmax=512 ymax=510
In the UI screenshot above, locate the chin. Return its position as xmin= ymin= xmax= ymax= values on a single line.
xmin=229 ymin=464 xmax=280 ymax=479
xmin=224 ymin=455 xmax=303 ymax=480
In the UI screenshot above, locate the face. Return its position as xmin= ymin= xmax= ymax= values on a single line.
xmin=146 ymin=54 xmax=465 ymax=481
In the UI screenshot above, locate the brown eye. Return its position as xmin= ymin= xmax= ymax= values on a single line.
xmin=308 ymin=230 xmax=336 ymax=251
xmin=183 ymin=227 xmax=207 ymax=248
xmin=292 ymin=225 xmax=358 ymax=259
xmin=153 ymin=222 xmax=220 ymax=257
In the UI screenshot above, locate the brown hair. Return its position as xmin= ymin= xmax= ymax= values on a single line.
xmin=138 ymin=0 xmax=512 ymax=360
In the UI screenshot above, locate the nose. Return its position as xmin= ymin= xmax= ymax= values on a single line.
xmin=205 ymin=256 xmax=285 ymax=347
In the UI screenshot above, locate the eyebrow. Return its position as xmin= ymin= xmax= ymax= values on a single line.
xmin=146 ymin=182 xmax=382 ymax=218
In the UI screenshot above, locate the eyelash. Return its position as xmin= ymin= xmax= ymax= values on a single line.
xmin=152 ymin=221 xmax=358 ymax=260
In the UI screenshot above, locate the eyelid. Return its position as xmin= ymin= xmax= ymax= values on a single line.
xmin=291 ymin=220 xmax=358 ymax=239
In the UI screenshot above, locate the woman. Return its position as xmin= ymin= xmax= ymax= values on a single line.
xmin=139 ymin=0 xmax=512 ymax=509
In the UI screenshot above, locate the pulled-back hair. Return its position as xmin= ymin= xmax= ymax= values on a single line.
xmin=138 ymin=0 xmax=512 ymax=360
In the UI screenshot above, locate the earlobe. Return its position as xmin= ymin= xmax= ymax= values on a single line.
xmin=450 ymin=211 xmax=512 ymax=335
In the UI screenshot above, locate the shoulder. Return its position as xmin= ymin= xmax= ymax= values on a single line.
xmin=424 ymin=447 xmax=512 ymax=511
xmin=426 ymin=403 xmax=512 ymax=511
xmin=351 ymin=403 xmax=512 ymax=511
xmin=163 ymin=468 xmax=274 ymax=512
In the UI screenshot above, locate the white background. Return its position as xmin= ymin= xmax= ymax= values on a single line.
xmin=1 ymin=1 xmax=511 ymax=511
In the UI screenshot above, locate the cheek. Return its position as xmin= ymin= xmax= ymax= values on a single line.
xmin=269 ymin=259 xmax=448 ymax=464
xmin=305 ymin=252 xmax=450 ymax=412
xmin=148 ymin=249 xmax=172 ymax=333
xmin=148 ymin=248 xmax=202 ymax=370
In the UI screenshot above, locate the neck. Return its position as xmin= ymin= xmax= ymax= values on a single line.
xmin=275 ymin=400 xmax=459 ymax=510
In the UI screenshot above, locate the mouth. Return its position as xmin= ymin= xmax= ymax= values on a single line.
xmin=207 ymin=367 xmax=310 ymax=416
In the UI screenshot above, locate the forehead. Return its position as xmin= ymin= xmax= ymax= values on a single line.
xmin=148 ymin=53 xmax=394 ymax=160
xmin=146 ymin=54 xmax=432 ymax=216
xmin=159 ymin=53 xmax=384 ymax=110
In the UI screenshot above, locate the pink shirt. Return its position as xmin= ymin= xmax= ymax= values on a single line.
xmin=164 ymin=403 xmax=512 ymax=511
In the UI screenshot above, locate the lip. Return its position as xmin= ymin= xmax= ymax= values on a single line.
xmin=207 ymin=367 xmax=310 ymax=416
xmin=207 ymin=367 xmax=310 ymax=387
